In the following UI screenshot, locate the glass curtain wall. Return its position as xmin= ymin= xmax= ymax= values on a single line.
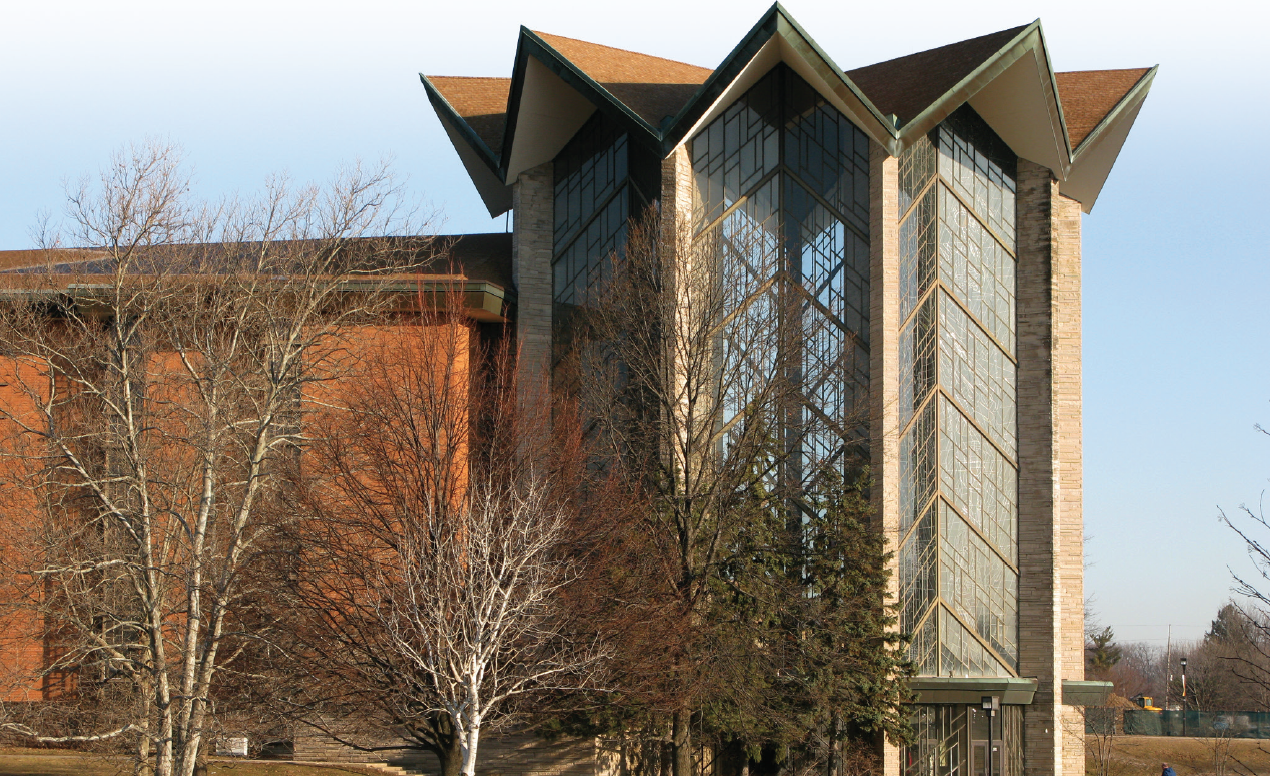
xmin=903 ymin=705 xmax=1023 ymax=776
xmin=552 ymin=110 xmax=660 ymax=310
xmin=897 ymin=107 xmax=1020 ymax=776
xmin=688 ymin=64 xmax=870 ymax=489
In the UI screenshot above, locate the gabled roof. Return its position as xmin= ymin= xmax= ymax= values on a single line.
xmin=531 ymin=33 xmax=711 ymax=126
xmin=426 ymin=77 xmax=512 ymax=155
xmin=846 ymin=25 xmax=1029 ymax=125
xmin=421 ymin=2 xmax=1155 ymax=216
xmin=1055 ymin=68 xmax=1152 ymax=149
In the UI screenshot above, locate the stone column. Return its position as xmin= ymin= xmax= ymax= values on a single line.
xmin=1015 ymin=160 xmax=1084 ymax=776
xmin=660 ymin=145 xmax=692 ymax=251
xmin=1054 ymin=187 xmax=1085 ymax=776
xmin=869 ymin=140 xmax=901 ymax=776
xmin=511 ymin=162 xmax=554 ymax=395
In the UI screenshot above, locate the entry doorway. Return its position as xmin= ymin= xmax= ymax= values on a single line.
xmin=970 ymin=740 xmax=1002 ymax=776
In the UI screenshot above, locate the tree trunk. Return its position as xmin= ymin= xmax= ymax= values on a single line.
xmin=825 ymin=713 xmax=840 ymax=776
xmin=437 ymin=728 xmax=464 ymax=776
xmin=672 ymin=710 xmax=692 ymax=776
xmin=461 ymin=710 xmax=482 ymax=776
xmin=136 ymin=725 xmax=153 ymax=776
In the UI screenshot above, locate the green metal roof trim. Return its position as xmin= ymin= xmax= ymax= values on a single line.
xmin=661 ymin=4 xmax=902 ymax=153
xmin=908 ymin=677 xmax=1038 ymax=705
xmin=420 ymin=2 xmax=1154 ymax=211
xmin=1061 ymin=680 xmax=1114 ymax=707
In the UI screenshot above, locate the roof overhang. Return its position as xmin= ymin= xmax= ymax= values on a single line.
xmin=421 ymin=3 xmax=1153 ymax=216
xmin=1062 ymin=680 xmax=1115 ymax=707
xmin=908 ymin=676 xmax=1039 ymax=705
xmin=894 ymin=22 xmax=1071 ymax=177
xmin=1060 ymin=67 xmax=1156 ymax=212
xmin=421 ymin=76 xmax=513 ymax=217
xmin=664 ymin=7 xmax=898 ymax=153
xmin=502 ymin=49 xmax=601 ymax=182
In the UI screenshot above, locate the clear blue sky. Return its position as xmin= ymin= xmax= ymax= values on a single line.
xmin=3 ymin=0 xmax=1267 ymax=650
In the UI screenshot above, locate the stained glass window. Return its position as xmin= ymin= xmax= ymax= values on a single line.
xmin=552 ymin=110 xmax=660 ymax=309
xmin=689 ymin=64 xmax=870 ymax=488
xmin=896 ymin=104 xmax=1019 ymax=688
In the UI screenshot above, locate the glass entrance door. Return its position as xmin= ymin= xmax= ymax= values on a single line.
xmin=970 ymin=740 xmax=1000 ymax=776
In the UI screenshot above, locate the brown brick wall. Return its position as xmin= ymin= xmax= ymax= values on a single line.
xmin=0 ymin=357 xmax=54 ymax=702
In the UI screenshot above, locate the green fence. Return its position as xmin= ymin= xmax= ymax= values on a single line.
xmin=1122 ymin=710 xmax=1270 ymax=738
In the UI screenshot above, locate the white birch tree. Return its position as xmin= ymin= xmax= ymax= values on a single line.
xmin=0 ymin=140 xmax=434 ymax=776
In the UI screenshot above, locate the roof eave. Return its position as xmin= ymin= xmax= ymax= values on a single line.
xmin=498 ymin=28 xmax=665 ymax=181
xmin=897 ymin=21 xmax=1073 ymax=179
xmin=420 ymin=75 xmax=504 ymax=177
xmin=1059 ymin=65 xmax=1157 ymax=213
xmin=661 ymin=3 xmax=898 ymax=154
xmin=420 ymin=75 xmax=513 ymax=217
xmin=772 ymin=5 xmax=899 ymax=143
xmin=1072 ymin=65 xmax=1157 ymax=157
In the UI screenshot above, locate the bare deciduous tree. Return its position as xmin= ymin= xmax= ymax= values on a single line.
xmin=557 ymin=205 xmax=905 ymax=776
xmin=280 ymin=300 xmax=603 ymax=776
xmin=0 ymin=140 xmax=433 ymax=776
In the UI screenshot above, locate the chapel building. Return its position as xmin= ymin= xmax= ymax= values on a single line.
xmin=421 ymin=5 xmax=1155 ymax=775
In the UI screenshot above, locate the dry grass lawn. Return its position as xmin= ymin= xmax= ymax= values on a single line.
xmin=1093 ymin=735 xmax=1270 ymax=775
xmin=0 ymin=748 xmax=385 ymax=776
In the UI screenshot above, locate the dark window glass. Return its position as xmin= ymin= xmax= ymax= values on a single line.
xmin=903 ymin=705 xmax=1023 ymax=776
xmin=689 ymin=63 xmax=870 ymax=488
xmin=552 ymin=111 xmax=635 ymax=307
xmin=897 ymin=104 xmax=1020 ymax=679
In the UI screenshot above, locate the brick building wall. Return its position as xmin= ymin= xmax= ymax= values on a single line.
xmin=0 ymin=357 xmax=54 ymax=702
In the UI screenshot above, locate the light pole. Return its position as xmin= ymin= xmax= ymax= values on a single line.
xmin=1180 ymin=657 xmax=1188 ymax=736
xmin=982 ymin=696 xmax=999 ymax=776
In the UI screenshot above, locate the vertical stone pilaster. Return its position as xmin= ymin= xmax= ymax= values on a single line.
xmin=660 ymin=145 xmax=693 ymax=252
xmin=1054 ymin=192 xmax=1085 ymax=776
xmin=512 ymin=162 xmax=554 ymax=395
xmin=1016 ymin=160 xmax=1083 ymax=776
xmin=869 ymin=140 xmax=901 ymax=776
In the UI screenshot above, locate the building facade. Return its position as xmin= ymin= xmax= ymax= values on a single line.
xmin=425 ymin=6 xmax=1153 ymax=776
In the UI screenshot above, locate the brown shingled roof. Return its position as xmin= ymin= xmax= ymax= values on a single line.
xmin=846 ymin=25 xmax=1028 ymax=125
xmin=1056 ymin=68 xmax=1151 ymax=148
xmin=534 ymin=32 xmax=713 ymax=125
xmin=427 ymin=76 xmax=512 ymax=155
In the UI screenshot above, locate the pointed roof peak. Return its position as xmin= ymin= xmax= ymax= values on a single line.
xmin=1055 ymin=68 xmax=1153 ymax=148
xmin=531 ymin=31 xmax=713 ymax=80
xmin=846 ymin=23 xmax=1033 ymax=125
xmin=527 ymin=30 xmax=713 ymax=126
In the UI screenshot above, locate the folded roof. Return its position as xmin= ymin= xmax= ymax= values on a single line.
xmin=1055 ymin=68 xmax=1153 ymax=149
xmin=532 ymin=33 xmax=712 ymax=126
xmin=421 ymin=4 xmax=1155 ymax=214
xmin=845 ymin=25 xmax=1029 ymax=125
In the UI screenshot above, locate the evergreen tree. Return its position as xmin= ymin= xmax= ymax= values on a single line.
xmin=1087 ymin=627 xmax=1123 ymax=676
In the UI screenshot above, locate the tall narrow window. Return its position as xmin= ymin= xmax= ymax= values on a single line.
xmin=689 ymin=64 xmax=870 ymax=491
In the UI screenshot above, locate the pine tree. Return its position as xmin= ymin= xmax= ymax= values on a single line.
xmin=1087 ymin=627 xmax=1123 ymax=676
